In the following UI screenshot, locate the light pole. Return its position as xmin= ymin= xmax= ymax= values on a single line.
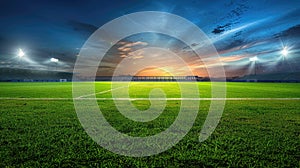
xmin=50 ymin=58 xmax=59 ymax=70
xmin=17 ymin=48 xmax=25 ymax=68
xmin=280 ymin=47 xmax=289 ymax=71
xmin=249 ymin=56 xmax=258 ymax=75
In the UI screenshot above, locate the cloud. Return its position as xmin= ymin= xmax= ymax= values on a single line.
xmin=216 ymin=39 xmax=244 ymax=52
xmin=68 ymin=20 xmax=98 ymax=34
xmin=211 ymin=1 xmax=249 ymax=35
xmin=124 ymin=41 xmax=148 ymax=47
xmin=276 ymin=24 xmax=300 ymax=37
xmin=132 ymin=55 xmax=143 ymax=59
xmin=117 ymin=41 xmax=148 ymax=59
xmin=118 ymin=47 xmax=131 ymax=52
xmin=219 ymin=55 xmax=246 ymax=62
xmin=117 ymin=41 xmax=148 ymax=51
xmin=212 ymin=23 xmax=232 ymax=34
xmin=190 ymin=54 xmax=247 ymax=71
xmin=226 ymin=2 xmax=249 ymax=18
xmin=123 ymin=49 xmax=144 ymax=59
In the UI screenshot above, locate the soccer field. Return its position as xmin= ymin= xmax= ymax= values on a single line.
xmin=0 ymin=82 xmax=299 ymax=167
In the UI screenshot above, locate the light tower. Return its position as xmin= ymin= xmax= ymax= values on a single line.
xmin=50 ymin=58 xmax=59 ymax=70
xmin=280 ymin=47 xmax=289 ymax=71
xmin=17 ymin=48 xmax=25 ymax=68
xmin=249 ymin=56 xmax=258 ymax=75
xmin=18 ymin=48 xmax=25 ymax=58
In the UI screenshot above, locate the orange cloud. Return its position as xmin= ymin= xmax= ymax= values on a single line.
xmin=119 ymin=48 xmax=145 ymax=59
xmin=219 ymin=55 xmax=246 ymax=62
xmin=123 ymin=41 xmax=147 ymax=48
xmin=136 ymin=67 xmax=173 ymax=76
xmin=118 ymin=47 xmax=131 ymax=52
xmin=118 ymin=41 xmax=148 ymax=51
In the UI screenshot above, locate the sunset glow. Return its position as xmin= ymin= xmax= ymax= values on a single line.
xmin=135 ymin=68 xmax=171 ymax=76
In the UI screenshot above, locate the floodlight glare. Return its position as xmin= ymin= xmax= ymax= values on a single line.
xmin=50 ymin=58 xmax=59 ymax=63
xmin=281 ymin=47 xmax=288 ymax=56
xmin=18 ymin=49 xmax=25 ymax=57
xmin=249 ymin=56 xmax=258 ymax=62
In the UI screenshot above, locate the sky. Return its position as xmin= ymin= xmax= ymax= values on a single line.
xmin=0 ymin=0 xmax=299 ymax=77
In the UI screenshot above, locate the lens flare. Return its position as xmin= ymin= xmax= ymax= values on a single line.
xmin=18 ymin=49 xmax=25 ymax=57
xmin=281 ymin=47 xmax=288 ymax=56
xmin=249 ymin=56 xmax=258 ymax=62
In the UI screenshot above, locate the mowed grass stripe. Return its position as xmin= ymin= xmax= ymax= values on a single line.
xmin=0 ymin=97 xmax=299 ymax=101
xmin=0 ymin=82 xmax=300 ymax=98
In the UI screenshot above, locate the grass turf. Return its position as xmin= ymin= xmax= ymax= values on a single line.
xmin=0 ymin=82 xmax=299 ymax=167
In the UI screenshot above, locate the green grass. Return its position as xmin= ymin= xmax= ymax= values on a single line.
xmin=0 ymin=82 xmax=299 ymax=167
xmin=0 ymin=82 xmax=299 ymax=98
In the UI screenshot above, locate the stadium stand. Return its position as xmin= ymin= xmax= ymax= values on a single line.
xmin=230 ymin=72 xmax=300 ymax=82
xmin=96 ymin=76 xmax=202 ymax=81
xmin=1 ymin=67 xmax=299 ymax=82
xmin=0 ymin=68 xmax=72 ymax=82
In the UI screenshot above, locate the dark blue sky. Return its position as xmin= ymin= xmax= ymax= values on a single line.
xmin=0 ymin=0 xmax=299 ymax=77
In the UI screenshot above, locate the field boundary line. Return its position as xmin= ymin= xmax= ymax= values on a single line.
xmin=0 ymin=97 xmax=299 ymax=101
xmin=76 ymin=86 xmax=128 ymax=98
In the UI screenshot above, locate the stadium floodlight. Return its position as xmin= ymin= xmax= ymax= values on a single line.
xmin=281 ymin=47 xmax=288 ymax=57
xmin=50 ymin=58 xmax=59 ymax=63
xmin=249 ymin=56 xmax=258 ymax=62
xmin=18 ymin=48 xmax=25 ymax=58
xmin=249 ymin=56 xmax=258 ymax=75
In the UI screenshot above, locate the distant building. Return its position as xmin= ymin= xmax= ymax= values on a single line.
xmin=0 ymin=68 xmax=72 ymax=82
